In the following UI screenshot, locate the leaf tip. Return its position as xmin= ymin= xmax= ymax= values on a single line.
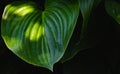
xmin=46 ymin=64 xmax=54 ymax=72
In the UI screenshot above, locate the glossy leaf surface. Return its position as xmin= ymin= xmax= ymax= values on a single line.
xmin=105 ymin=0 xmax=120 ymax=24
xmin=1 ymin=0 xmax=79 ymax=70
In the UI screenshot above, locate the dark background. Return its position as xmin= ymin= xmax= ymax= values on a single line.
xmin=0 ymin=0 xmax=120 ymax=74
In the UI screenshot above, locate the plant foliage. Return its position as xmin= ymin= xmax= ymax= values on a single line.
xmin=1 ymin=0 xmax=79 ymax=71
xmin=1 ymin=0 xmax=120 ymax=71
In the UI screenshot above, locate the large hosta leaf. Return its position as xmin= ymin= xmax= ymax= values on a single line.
xmin=105 ymin=0 xmax=120 ymax=24
xmin=1 ymin=0 xmax=79 ymax=70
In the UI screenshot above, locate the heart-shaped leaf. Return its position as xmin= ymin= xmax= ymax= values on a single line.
xmin=1 ymin=0 xmax=79 ymax=71
xmin=105 ymin=0 xmax=120 ymax=24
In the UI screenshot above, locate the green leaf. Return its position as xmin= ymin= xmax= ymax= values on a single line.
xmin=1 ymin=0 xmax=79 ymax=71
xmin=93 ymin=0 xmax=102 ymax=9
xmin=105 ymin=0 xmax=120 ymax=24
xmin=79 ymin=0 xmax=94 ymax=40
xmin=61 ymin=0 xmax=95 ymax=62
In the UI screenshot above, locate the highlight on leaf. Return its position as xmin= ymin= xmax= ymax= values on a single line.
xmin=1 ymin=0 xmax=79 ymax=71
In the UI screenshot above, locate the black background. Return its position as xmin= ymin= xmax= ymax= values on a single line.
xmin=0 ymin=0 xmax=120 ymax=74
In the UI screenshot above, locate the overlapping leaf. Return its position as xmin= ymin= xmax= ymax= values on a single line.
xmin=105 ymin=0 xmax=120 ymax=24
xmin=1 ymin=0 xmax=79 ymax=71
xmin=61 ymin=0 xmax=95 ymax=62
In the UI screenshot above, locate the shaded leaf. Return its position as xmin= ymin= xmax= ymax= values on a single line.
xmin=78 ymin=0 xmax=95 ymax=43
xmin=93 ymin=0 xmax=102 ymax=9
xmin=105 ymin=0 xmax=120 ymax=24
xmin=1 ymin=0 xmax=79 ymax=71
xmin=61 ymin=0 xmax=96 ymax=62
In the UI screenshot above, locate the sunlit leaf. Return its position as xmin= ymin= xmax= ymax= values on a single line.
xmin=1 ymin=0 xmax=79 ymax=71
xmin=105 ymin=0 xmax=120 ymax=24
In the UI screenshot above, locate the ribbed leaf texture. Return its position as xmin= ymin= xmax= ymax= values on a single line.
xmin=1 ymin=0 xmax=79 ymax=71
xmin=105 ymin=0 xmax=120 ymax=24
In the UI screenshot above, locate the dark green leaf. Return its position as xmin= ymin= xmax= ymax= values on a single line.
xmin=78 ymin=0 xmax=94 ymax=40
xmin=105 ymin=0 xmax=120 ymax=24
xmin=93 ymin=0 xmax=102 ymax=9
xmin=61 ymin=0 xmax=95 ymax=62
xmin=1 ymin=0 xmax=79 ymax=71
